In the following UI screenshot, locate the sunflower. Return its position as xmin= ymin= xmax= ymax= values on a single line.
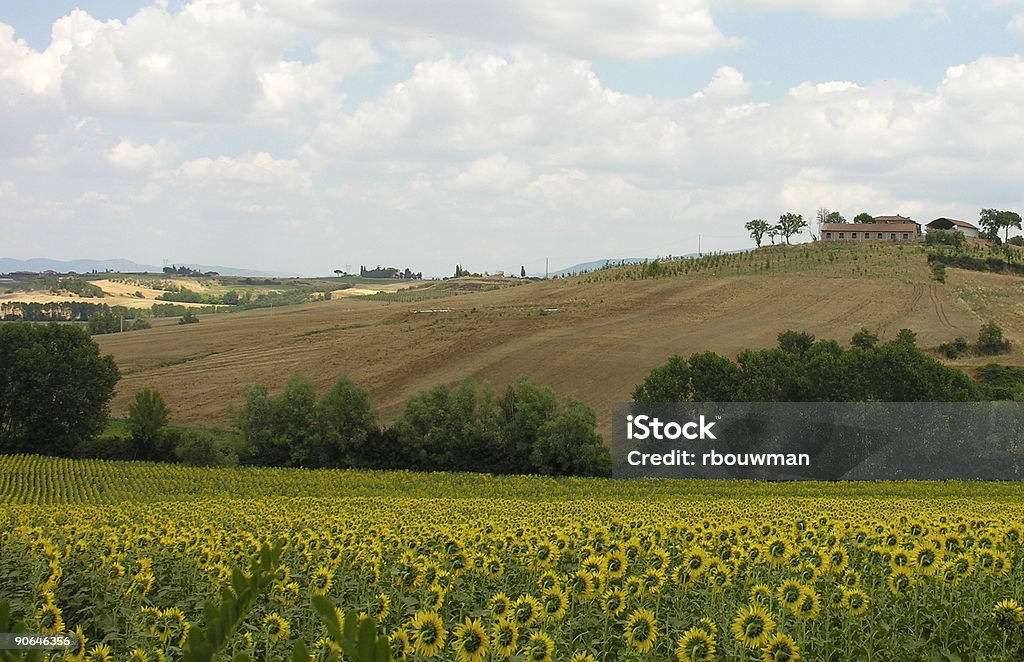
xmin=642 ymin=567 xmax=666 ymax=596
xmin=368 ymin=592 xmax=391 ymax=621
xmin=451 ymin=616 xmax=489 ymax=662
xmin=841 ymin=588 xmax=869 ymax=616
xmin=536 ymin=570 xmax=560 ymax=591
xmin=793 ymin=586 xmax=821 ymax=621
xmin=600 ymin=587 xmax=627 ymax=618
xmin=129 ymin=649 xmax=148 ymax=662
xmin=66 ymin=625 xmax=88 ymax=662
xmin=911 ymin=541 xmax=941 ymax=576
xmin=606 ymin=549 xmax=628 ymax=580
xmin=85 ymin=644 xmax=111 ymax=662
xmin=886 ymin=566 xmax=916 ymax=598
xmin=541 ymin=586 xmax=569 ymax=622
xmin=423 ymin=583 xmax=446 ymax=611
xmin=310 ymin=565 xmax=333 ymax=596
xmin=992 ymin=599 xmax=1024 ymax=633
xmin=675 ymin=627 xmax=716 ymax=662
xmin=523 ymin=631 xmax=555 ymax=662
xmin=695 ymin=617 xmax=718 ymax=640
xmin=569 ymin=570 xmax=600 ymax=601
xmin=731 ymin=605 xmax=775 ymax=649
xmin=490 ymin=619 xmax=518 ymax=658
xmin=624 ymin=608 xmax=658 ymax=654
xmin=34 ymin=600 xmax=64 ymax=634
xmin=263 ymin=612 xmax=290 ymax=642
xmin=484 ymin=556 xmax=504 ymax=578
xmin=388 ymin=628 xmax=412 ymax=661
xmin=760 ymin=632 xmax=801 ymax=662
xmin=750 ymin=583 xmax=773 ymax=609
xmin=570 ymin=652 xmax=598 ymax=662
xmin=777 ymin=579 xmax=804 ymax=613
xmin=489 ymin=592 xmax=511 ymax=620
xmin=410 ymin=610 xmax=447 ymax=658
xmin=511 ymin=594 xmax=542 ymax=629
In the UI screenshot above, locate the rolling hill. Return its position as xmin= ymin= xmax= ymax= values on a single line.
xmin=94 ymin=241 xmax=1024 ymax=439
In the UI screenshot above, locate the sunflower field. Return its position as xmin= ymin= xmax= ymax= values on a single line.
xmin=2 ymin=455 xmax=1024 ymax=661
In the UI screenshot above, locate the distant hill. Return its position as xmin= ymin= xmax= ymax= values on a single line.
xmin=0 ymin=257 xmax=291 ymax=278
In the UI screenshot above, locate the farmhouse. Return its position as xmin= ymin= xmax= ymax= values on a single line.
xmin=821 ymin=214 xmax=923 ymax=242
xmin=925 ymin=217 xmax=980 ymax=238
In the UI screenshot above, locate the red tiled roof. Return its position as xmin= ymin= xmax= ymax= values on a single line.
xmin=821 ymin=223 xmax=920 ymax=233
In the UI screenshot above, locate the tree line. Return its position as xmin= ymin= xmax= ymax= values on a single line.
xmin=633 ymin=328 xmax=1018 ymax=404
xmin=0 ymin=323 xmax=610 ymax=477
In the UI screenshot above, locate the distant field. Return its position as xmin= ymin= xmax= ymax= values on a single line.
xmin=90 ymin=241 xmax=1024 ymax=438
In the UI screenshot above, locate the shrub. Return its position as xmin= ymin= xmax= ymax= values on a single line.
xmin=977 ymin=321 xmax=1011 ymax=355
xmin=128 ymin=389 xmax=171 ymax=461
xmin=939 ymin=337 xmax=969 ymax=359
xmin=174 ymin=426 xmax=239 ymax=466
xmin=179 ymin=309 xmax=200 ymax=324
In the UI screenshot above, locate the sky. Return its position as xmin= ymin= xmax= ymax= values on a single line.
xmin=2 ymin=1 xmax=1024 ymax=277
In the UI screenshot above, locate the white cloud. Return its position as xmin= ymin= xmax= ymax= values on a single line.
xmin=694 ymin=66 xmax=751 ymax=99
xmin=108 ymin=139 xmax=162 ymax=170
xmin=1010 ymin=11 xmax=1024 ymax=38
xmin=712 ymin=0 xmax=947 ymax=20
xmin=263 ymin=0 xmax=736 ymax=59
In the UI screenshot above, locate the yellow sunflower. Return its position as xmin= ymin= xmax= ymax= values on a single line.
xmin=624 ymin=608 xmax=658 ymax=654
xmin=760 ymin=632 xmax=801 ymax=661
xmin=523 ymin=631 xmax=555 ymax=662
xmin=675 ymin=627 xmax=716 ymax=662
xmin=410 ymin=610 xmax=447 ymax=658
xmin=731 ymin=605 xmax=775 ymax=649
xmin=451 ymin=616 xmax=489 ymax=662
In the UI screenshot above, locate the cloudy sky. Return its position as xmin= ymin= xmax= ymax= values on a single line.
xmin=2 ymin=1 xmax=1024 ymax=276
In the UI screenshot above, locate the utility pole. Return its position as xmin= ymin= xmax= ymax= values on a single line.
xmin=698 ymin=234 xmax=702 ymax=257
xmin=545 ymin=258 xmax=549 ymax=279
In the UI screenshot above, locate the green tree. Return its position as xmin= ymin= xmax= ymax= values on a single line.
xmin=0 ymin=323 xmax=119 ymax=455
xmin=745 ymin=219 xmax=771 ymax=247
xmin=777 ymin=212 xmax=807 ymax=245
xmin=317 ymin=375 xmax=379 ymax=468
xmin=498 ymin=377 xmax=559 ymax=472
xmin=179 ymin=309 xmax=199 ymax=324
xmin=87 ymin=311 xmax=121 ymax=335
xmin=826 ymin=210 xmax=846 ymax=224
xmin=128 ymin=389 xmax=170 ymax=460
xmin=777 ymin=330 xmax=815 ymax=356
xmin=530 ymin=397 xmax=610 ymax=476
xmin=631 ymin=355 xmax=690 ymax=402
xmin=980 ymin=208 xmax=1023 ymax=243
xmin=850 ymin=328 xmax=879 ymax=350
xmin=236 ymin=375 xmax=321 ymax=467
xmin=853 ymin=212 xmax=874 ymax=224
xmin=687 ymin=351 xmax=742 ymax=401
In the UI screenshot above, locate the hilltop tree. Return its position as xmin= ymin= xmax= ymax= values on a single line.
xmin=521 ymin=265 xmax=527 ymax=278
xmin=853 ymin=212 xmax=874 ymax=224
xmin=980 ymin=208 xmax=1023 ymax=243
xmin=826 ymin=210 xmax=846 ymax=224
xmin=745 ymin=219 xmax=771 ymax=247
xmin=777 ymin=212 xmax=807 ymax=245
xmin=0 ymin=323 xmax=120 ymax=456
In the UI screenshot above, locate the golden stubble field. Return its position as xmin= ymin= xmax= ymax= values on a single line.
xmin=94 ymin=244 xmax=1024 ymax=438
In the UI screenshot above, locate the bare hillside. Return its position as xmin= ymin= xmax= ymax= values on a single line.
xmin=95 ymin=243 xmax=1024 ymax=438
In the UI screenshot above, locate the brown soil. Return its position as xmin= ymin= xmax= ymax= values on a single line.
xmin=96 ymin=253 xmax=1017 ymax=440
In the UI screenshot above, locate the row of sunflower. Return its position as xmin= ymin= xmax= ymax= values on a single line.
xmin=0 ymin=457 xmax=1023 ymax=659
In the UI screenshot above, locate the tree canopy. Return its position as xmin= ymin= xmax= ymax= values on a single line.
xmin=0 ymin=323 xmax=120 ymax=455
